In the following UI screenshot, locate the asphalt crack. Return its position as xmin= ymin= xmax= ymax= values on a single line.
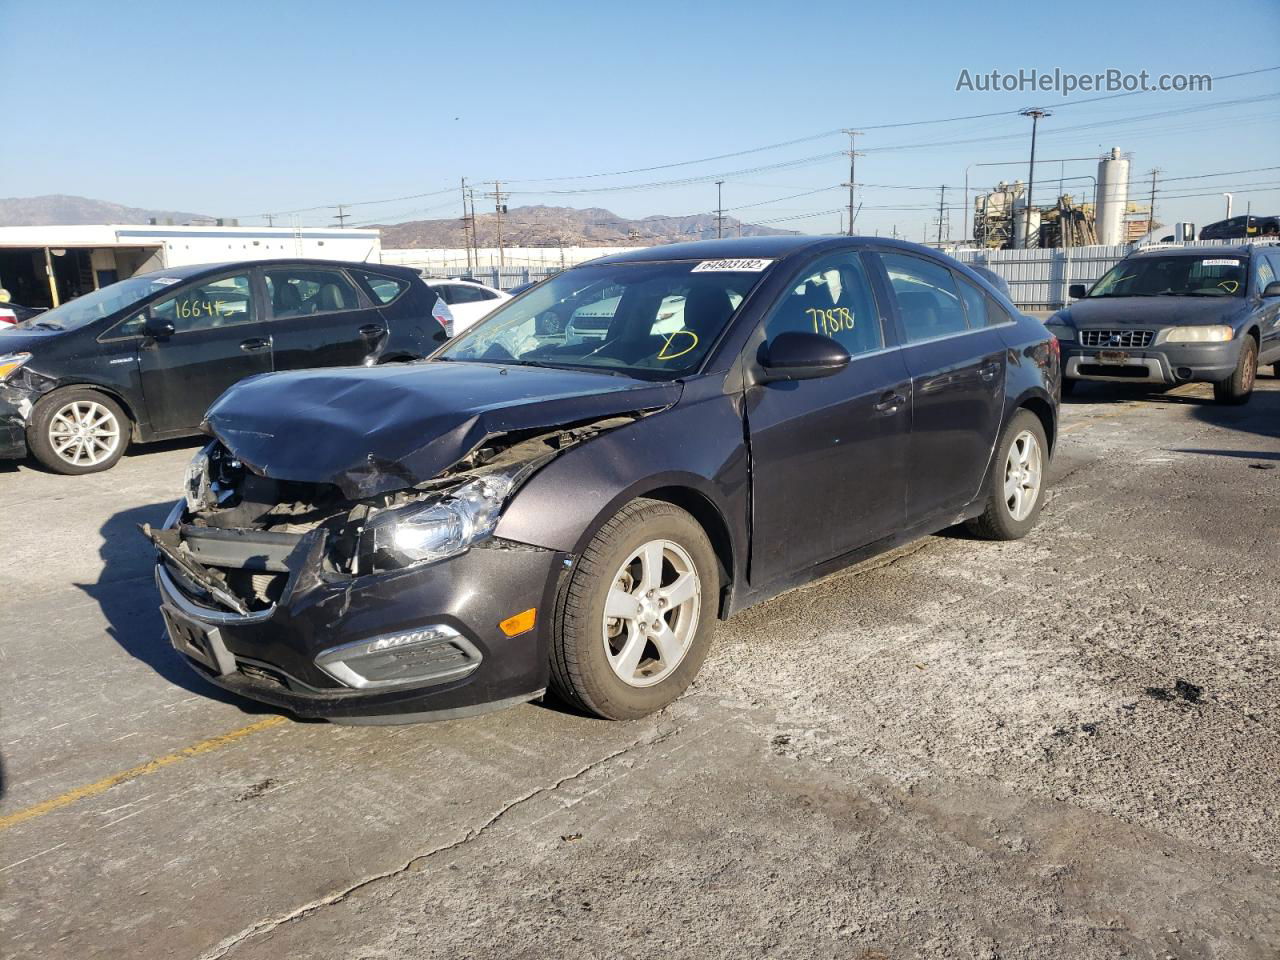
xmin=194 ymin=724 xmax=682 ymax=960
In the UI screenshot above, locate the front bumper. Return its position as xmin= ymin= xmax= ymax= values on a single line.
xmin=1062 ymin=340 xmax=1238 ymax=384
xmin=153 ymin=508 xmax=569 ymax=723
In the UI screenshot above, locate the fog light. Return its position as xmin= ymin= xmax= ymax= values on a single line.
xmin=499 ymin=608 xmax=537 ymax=637
xmin=315 ymin=625 xmax=482 ymax=689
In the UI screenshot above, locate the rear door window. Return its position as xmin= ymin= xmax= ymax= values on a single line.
xmin=881 ymin=253 xmax=970 ymax=343
xmin=446 ymin=283 xmax=494 ymax=304
xmin=263 ymin=267 xmax=363 ymax=319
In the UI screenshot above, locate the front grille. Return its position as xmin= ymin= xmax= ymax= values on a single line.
xmin=1080 ymin=329 xmax=1154 ymax=348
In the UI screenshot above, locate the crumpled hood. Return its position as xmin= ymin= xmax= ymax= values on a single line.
xmin=204 ymin=361 xmax=682 ymax=498
xmin=1054 ymin=296 xmax=1242 ymax=328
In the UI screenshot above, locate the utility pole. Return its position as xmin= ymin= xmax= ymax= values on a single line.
xmin=333 ymin=204 xmax=348 ymax=228
xmin=843 ymin=129 xmax=863 ymax=236
xmin=1146 ymin=168 xmax=1162 ymax=238
xmin=1020 ymin=108 xmax=1050 ymax=248
xmin=715 ymin=180 xmax=725 ymax=239
xmin=935 ymin=185 xmax=947 ymax=245
xmin=265 ymin=213 xmax=275 ymax=227
xmin=485 ymin=181 xmax=509 ymax=269
xmin=460 ymin=177 xmax=474 ymax=274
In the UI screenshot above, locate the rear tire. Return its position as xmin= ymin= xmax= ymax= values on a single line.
xmin=27 ymin=389 xmax=130 ymax=475
xmin=967 ymin=409 xmax=1048 ymax=541
xmin=1213 ymin=337 xmax=1256 ymax=405
xmin=550 ymin=498 xmax=719 ymax=720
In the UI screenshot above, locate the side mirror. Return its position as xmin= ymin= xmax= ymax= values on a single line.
xmin=1263 ymin=281 xmax=1280 ymax=298
xmin=758 ymin=331 xmax=850 ymax=383
xmin=1068 ymin=284 xmax=1088 ymax=300
xmin=145 ymin=314 xmax=176 ymax=338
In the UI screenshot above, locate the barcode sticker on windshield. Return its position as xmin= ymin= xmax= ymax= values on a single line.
xmin=151 ymin=277 xmax=182 ymax=286
xmin=1202 ymin=259 xmax=1240 ymax=266
xmin=692 ymin=258 xmax=773 ymax=273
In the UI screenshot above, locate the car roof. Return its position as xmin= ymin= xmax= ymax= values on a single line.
xmin=1128 ymin=244 xmax=1255 ymax=259
xmin=146 ymin=258 xmax=420 ymax=279
xmin=588 ymin=236 xmax=833 ymax=265
xmin=584 ymin=234 xmax=983 ymax=267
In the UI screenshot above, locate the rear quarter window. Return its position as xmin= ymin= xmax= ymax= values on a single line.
xmin=352 ymin=270 xmax=410 ymax=305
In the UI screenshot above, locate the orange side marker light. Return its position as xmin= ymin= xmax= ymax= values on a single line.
xmin=500 ymin=608 xmax=537 ymax=637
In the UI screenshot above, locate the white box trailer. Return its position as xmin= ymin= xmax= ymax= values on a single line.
xmin=0 ymin=223 xmax=382 ymax=308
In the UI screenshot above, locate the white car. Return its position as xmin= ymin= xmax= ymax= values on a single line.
xmin=422 ymin=277 xmax=511 ymax=336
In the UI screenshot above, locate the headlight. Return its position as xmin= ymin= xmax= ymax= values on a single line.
xmin=184 ymin=445 xmax=211 ymax=512
xmin=1162 ymin=325 xmax=1232 ymax=343
xmin=0 ymin=352 xmax=31 ymax=382
xmin=1045 ymin=324 xmax=1074 ymax=343
xmin=361 ymin=474 xmax=514 ymax=571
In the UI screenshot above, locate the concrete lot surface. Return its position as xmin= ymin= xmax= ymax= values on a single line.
xmin=1 ymin=380 xmax=1277 ymax=959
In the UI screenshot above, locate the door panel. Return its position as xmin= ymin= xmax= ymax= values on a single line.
xmin=747 ymin=351 xmax=913 ymax=584
xmin=264 ymin=265 xmax=385 ymax=370
xmin=745 ymin=249 xmax=910 ymax=586
xmin=876 ymin=252 xmax=1005 ymax=522
xmin=138 ymin=272 xmax=271 ymax=435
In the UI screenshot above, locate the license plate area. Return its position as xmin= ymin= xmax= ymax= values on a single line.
xmin=161 ymin=605 xmax=236 ymax=676
xmin=1097 ymin=349 xmax=1130 ymax=364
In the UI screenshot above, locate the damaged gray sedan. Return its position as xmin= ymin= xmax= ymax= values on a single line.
xmin=149 ymin=237 xmax=1059 ymax=723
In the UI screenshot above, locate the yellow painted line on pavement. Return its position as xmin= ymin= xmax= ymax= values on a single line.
xmin=0 ymin=715 xmax=288 ymax=833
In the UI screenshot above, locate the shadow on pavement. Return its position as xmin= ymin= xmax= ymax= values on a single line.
xmin=76 ymin=500 xmax=268 ymax=714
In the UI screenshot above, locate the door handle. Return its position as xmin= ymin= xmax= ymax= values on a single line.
xmin=239 ymin=338 xmax=269 ymax=352
xmin=978 ymin=361 xmax=1000 ymax=381
xmin=873 ymin=391 xmax=906 ymax=414
xmin=358 ymin=324 xmax=385 ymax=337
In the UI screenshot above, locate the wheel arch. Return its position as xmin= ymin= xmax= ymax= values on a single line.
xmin=639 ymin=484 xmax=736 ymax=604
xmin=33 ymin=382 xmax=140 ymax=440
xmin=1015 ymin=391 xmax=1057 ymax=455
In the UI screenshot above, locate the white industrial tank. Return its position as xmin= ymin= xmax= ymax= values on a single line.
xmin=1096 ymin=147 xmax=1130 ymax=246
xmin=1013 ymin=200 xmax=1041 ymax=248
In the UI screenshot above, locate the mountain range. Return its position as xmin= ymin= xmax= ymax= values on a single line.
xmin=0 ymin=196 xmax=797 ymax=247
xmin=0 ymin=194 xmax=209 ymax=227
xmin=371 ymin=205 xmax=795 ymax=248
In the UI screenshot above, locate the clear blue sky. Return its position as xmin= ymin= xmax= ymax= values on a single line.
xmin=3 ymin=0 xmax=1278 ymax=240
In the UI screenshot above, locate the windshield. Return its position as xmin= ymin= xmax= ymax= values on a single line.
xmin=16 ymin=273 xmax=191 ymax=331
xmin=436 ymin=260 xmax=766 ymax=378
xmin=1088 ymin=255 xmax=1248 ymax=298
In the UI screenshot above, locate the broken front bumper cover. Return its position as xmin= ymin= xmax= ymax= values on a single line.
xmin=0 ymin=397 xmax=28 ymax=460
xmin=149 ymin=503 xmax=568 ymax=723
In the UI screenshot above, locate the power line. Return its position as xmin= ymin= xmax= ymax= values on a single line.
xmin=500 ymin=66 xmax=1280 ymax=185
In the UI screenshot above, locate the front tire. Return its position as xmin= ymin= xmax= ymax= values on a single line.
xmin=1060 ymin=377 xmax=1077 ymax=396
xmin=1213 ymin=337 xmax=1256 ymax=405
xmin=27 ymin=389 xmax=130 ymax=475
xmin=967 ymin=409 xmax=1048 ymax=541
xmin=550 ymin=498 xmax=719 ymax=720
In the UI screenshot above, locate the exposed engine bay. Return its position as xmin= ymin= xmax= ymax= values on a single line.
xmin=145 ymin=415 xmax=641 ymax=614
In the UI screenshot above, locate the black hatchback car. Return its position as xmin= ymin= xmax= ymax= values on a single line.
xmin=0 ymin=259 xmax=445 ymax=474
xmin=1048 ymin=243 xmax=1280 ymax=404
xmin=147 ymin=236 xmax=1060 ymax=724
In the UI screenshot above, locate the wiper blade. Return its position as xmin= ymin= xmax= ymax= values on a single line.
xmin=509 ymin=359 xmax=634 ymax=378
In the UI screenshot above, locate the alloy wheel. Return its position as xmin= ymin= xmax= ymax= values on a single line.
xmin=48 ymin=400 xmax=121 ymax=467
xmin=1004 ymin=430 xmax=1043 ymax=522
xmin=601 ymin=539 xmax=701 ymax=687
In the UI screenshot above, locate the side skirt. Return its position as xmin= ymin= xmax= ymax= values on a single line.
xmin=723 ymin=498 xmax=985 ymax=618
